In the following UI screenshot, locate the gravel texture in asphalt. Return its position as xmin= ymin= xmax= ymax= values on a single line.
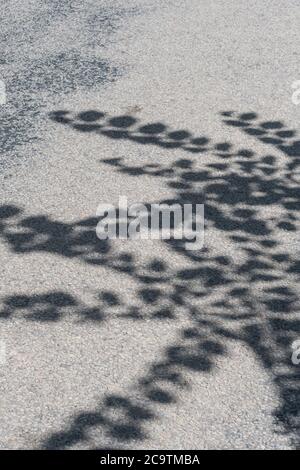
xmin=0 ymin=0 xmax=300 ymax=449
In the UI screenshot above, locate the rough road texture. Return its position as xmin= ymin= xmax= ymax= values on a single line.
xmin=0 ymin=0 xmax=299 ymax=449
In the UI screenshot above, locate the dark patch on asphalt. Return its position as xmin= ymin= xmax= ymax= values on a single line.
xmin=0 ymin=2 xmax=141 ymax=167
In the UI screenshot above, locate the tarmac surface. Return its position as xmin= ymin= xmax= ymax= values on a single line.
xmin=0 ymin=0 xmax=300 ymax=449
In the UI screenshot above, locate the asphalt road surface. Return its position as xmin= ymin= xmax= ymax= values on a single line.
xmin=0 ymin=0 xmax=300 ymax=449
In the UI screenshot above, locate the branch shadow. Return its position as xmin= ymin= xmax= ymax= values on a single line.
xmin=0 ymin=109 xmax=299 ymax=448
